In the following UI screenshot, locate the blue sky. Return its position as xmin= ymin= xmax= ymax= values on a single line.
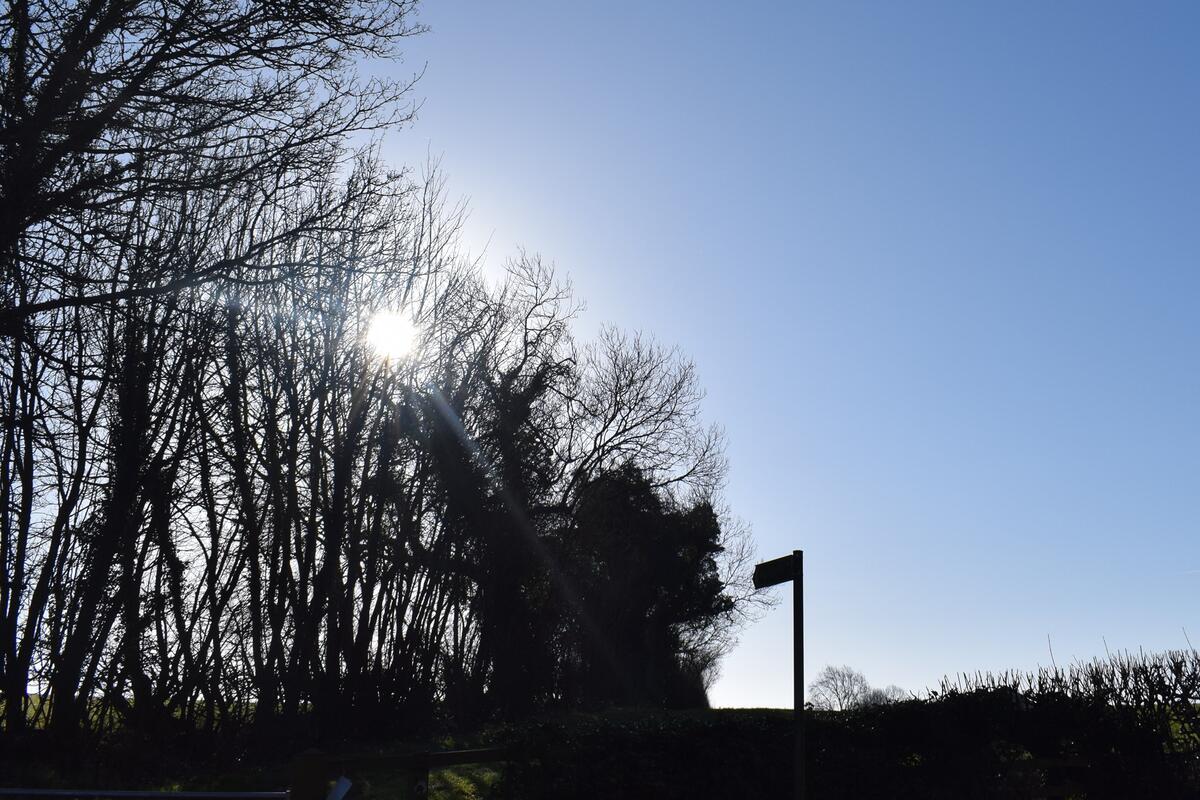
xmin=382 ymin=1 xmax=1200 ymax=707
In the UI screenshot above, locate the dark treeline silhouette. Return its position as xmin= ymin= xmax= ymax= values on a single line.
xmin=0 ymin=0 xmax=760 ymax=743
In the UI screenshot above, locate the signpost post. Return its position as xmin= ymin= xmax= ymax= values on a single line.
xmin=753 ymin=550 xmax=804 ymax=800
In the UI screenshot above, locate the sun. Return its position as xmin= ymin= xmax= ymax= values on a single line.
xmin=366 ymin=311 xmax=420 ymax=361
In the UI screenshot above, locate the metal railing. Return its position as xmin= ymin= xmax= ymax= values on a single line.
xmin=0 ymin=793 xmax=286 ymax=800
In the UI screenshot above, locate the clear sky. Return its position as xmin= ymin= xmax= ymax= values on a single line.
xmin=381 ymin=1 xmax=1200 ymax=707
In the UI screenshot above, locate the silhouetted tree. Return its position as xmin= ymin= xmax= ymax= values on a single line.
xmin=861 ymin=685 xmax=909 ymax=706
xmin=0 ymin=0 xmax=422 ymax=331
xmin=810 ymin=664 xmax=871 ymax=711
xmin=0 ymin=1 xmax=764 ymax=741
xmin=561 ymin=465 xmax=734 ymax=709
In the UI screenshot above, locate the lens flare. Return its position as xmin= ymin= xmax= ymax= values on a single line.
xmin=366 ymin=311 xmax=419 ymax=361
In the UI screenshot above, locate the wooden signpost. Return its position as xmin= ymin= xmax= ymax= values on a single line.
xmin=753 ymin=550 xmax=804 ymax=800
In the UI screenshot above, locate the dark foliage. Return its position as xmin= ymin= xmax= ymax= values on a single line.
xmin=559 ymin=465 xmax=732 ymax=710
xmin=491 ymin=693 xmax=1199 ymax=800
xmin=3 ymin=669 xmax=1198 ymax=798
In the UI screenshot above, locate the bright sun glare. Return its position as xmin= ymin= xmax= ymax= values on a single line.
xmin=366 ymin=311 xmax=419 ymax=361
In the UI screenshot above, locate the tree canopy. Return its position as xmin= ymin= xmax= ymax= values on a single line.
xmin=0 ymin=0 xmax=763 ymax=742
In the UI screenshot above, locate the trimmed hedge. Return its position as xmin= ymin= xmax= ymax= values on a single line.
xmin=487 ymin=694 xmax=1198 ymax=799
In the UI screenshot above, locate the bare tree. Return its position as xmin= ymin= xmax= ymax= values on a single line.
xmin=556 ymin=326 xmax=726 ymax=507
xmin=809 ymin=664 xmax=871 ymax=711
xmin=810 ymin=665 xmax=908 ymax=710
xmin=0 ymin=0 xmax=423 ymax=330
xmin=0 ymin=1 xmax=761 ymax=730
xmin=861 ymin=685 xmax=909 ymax=706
